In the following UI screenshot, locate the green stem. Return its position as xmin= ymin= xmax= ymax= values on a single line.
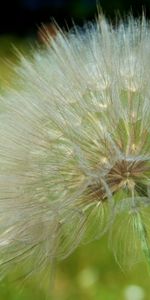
xmin=135 ymin=212 xmax=150 ymax=271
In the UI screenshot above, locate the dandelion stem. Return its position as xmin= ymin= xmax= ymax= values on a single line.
xmin=135 ymin=212 xmax=150 ymax=271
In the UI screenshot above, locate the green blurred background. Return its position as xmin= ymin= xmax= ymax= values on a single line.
xmin=0 ymin=1 xmax=150 ymax=299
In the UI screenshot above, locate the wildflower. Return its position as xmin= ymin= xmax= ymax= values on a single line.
xmin=0 ymin=15 xmax=150 ymax=278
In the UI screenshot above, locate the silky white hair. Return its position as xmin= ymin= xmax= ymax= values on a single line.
xmin=0 ymin=15 xmax=150 ymax=279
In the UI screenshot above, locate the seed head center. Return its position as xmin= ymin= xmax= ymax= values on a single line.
xmin=89 ymin=158 xmax=148 ymax=201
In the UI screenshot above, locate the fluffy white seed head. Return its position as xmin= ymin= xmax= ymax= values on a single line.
xmin=0 ymin=15 xmax=150 ymax=278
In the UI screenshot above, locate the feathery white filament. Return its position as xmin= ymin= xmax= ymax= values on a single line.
xmin=0 ymin=15 xmax=150 ymax=278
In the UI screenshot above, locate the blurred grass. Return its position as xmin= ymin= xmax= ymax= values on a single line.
xmin=0 ymin=35 xmax=149 ymax=300
xmin=0 ymin=35 xmax=36 ymax=91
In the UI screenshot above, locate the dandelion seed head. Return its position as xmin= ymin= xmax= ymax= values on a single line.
xmin=0 ymin=15 xmax=150 ymax=278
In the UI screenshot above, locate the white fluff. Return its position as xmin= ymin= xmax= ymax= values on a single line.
xmin=0 ymin=15 xmax=150 ymax=278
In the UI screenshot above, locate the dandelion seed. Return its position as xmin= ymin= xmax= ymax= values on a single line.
xmin=0 ymin=14 xmax=150 ymax=279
